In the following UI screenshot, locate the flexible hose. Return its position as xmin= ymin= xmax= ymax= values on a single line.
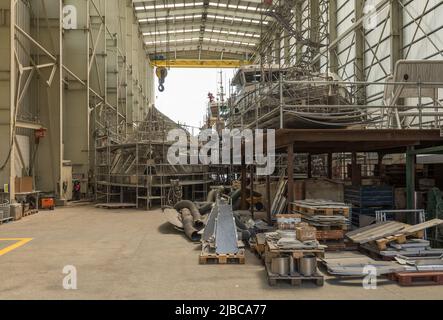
xmin=207 ymin=189 xmax=219 ymax=203
xmin=181 ymin=208 xmax=201 ymax=242
xmin=174 ymin=200 xmax=203 ymax=228
xmin=197 ymin=202 xmax=214 ymax=215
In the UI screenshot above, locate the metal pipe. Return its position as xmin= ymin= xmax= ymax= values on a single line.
xmin=280 ymin=72 xmax=284 ymax=129
xmin=284 ymin=79 xmax=443 ymax=86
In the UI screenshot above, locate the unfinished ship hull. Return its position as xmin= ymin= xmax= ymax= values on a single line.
xmin=228 ymin=65 xmax=368 ymax=130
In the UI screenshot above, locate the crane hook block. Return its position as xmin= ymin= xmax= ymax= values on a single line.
xmin=156 ymin=67 xmax=168 ymax=92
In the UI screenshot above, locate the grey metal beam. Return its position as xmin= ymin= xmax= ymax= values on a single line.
xmin=355 ymin=0 xmax=366 ymax=104
xmin=390 ymin=0 xmax=403 ymax=72
xmin=328 ymin=0 xmax=338 ymax=74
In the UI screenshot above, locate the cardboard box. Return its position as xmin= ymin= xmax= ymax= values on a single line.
xmin=296 ymin=223 xmax=317 ymax=241
xmin=14 ymin=177 xmax=33 ymax=193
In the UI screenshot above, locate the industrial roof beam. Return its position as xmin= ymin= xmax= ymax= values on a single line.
xmin=146 ymin=42 xmax=254 ymax=54
xmin=150 ymin=59 xmax=250 ymax=68
xmin=140 ymin=22 xmax=266 ymax=35
xmin=135 ymin=5 xmax=266 ymax=19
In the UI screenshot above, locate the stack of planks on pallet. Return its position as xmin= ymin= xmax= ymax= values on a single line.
xmin=292 ymin=200 xmax=351 ymax=251
xmin=347 ymin=220 xmax=443 ymax=260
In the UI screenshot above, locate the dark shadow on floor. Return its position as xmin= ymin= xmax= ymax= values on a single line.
xmin=325 ymin=277 xmax=395 ymax=287
xmin=158 ymin=222 xmax=182 ymax=235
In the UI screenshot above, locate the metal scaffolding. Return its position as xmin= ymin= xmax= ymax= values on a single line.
xmin=226 ymin=0 xmax=443 ymax=131
xmin=0 ymin=0 xmax=155 ymax=203
xmin=95 ymin=107 xmax=210 ymax=209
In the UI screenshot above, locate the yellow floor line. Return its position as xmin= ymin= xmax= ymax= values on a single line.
xmin=0 ymin=238 xmax=33 ymax=257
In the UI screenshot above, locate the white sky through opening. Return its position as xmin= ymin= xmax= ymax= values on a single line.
xmin=155 ymin=68 xmax=235 ymax=132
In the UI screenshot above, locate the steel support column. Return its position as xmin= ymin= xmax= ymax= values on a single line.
xmin=328 ymin=0 xmax=338 ymax=74
xmin=307 ymin=154 xmax=312 ymax=179
xmin=406 ymin=146 xmax=416 ymax=210
xmin=266 ymin=175 xmax=272 ymax=225
xmin=287 ymin=144 xmax=294 ymax=211
xmin=0 ymin=1 xmax=16 ymax=201
xmin=354 ymin=0 xmax=365 ymax=104
xmin=327 ymin=153 xmax=333 ymax=179
xmin=351 ymin=152 xmax=361 ymax=186
xmin=390 ymin=0 xmax=403 ymax=71
xmin=295 ymin=1 xmax=303 ymax=64
xmin=310 ymin=0 xmax=320 ymax=71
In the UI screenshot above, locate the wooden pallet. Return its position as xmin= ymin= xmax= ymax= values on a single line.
xmin=320 ymin=240 xmax=346 ymax=252
xmin=0 ymin=217 xmax=14 ymax=225
xmin=95 ymin=203 xmax=137 ymax=209
xmin=265 ymin=263 xmax=324 ymax=287
xmin=199 ymin=249 xmax=245 ymax=265
xmin=374 ymin=234 xmax=407 ymax=251
xmin=294 ymin=203 xmax=350 ymax=218
xmin=22 ymin=210 xmax=38 ymax=217
xmin=388 ymin=272 xmax=443 ymax=286
xmin=316 ymin=229 xmax=346 ymax=241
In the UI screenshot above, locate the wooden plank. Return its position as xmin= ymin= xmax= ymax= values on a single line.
xmin=346 ymin=221 xmax=408 ymax=244
xmin=402 ymin=219 xmax=443 ymax=235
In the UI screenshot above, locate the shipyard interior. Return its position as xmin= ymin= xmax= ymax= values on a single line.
xmin=1 ymin=0 xmax=443 ymax=300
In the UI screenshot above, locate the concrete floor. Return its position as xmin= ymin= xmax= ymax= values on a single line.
xmin=0 ymin=205 xmax=442 ymax=300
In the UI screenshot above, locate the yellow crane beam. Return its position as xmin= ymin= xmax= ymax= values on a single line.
xmin=150 ymin=59 xmax=252 ymax=69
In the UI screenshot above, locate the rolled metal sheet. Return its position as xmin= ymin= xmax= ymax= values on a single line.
xmin=299 ymin=254 xmax=317 ymax=277
xmin=271 ymin=257 xmax=290 ymax=276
